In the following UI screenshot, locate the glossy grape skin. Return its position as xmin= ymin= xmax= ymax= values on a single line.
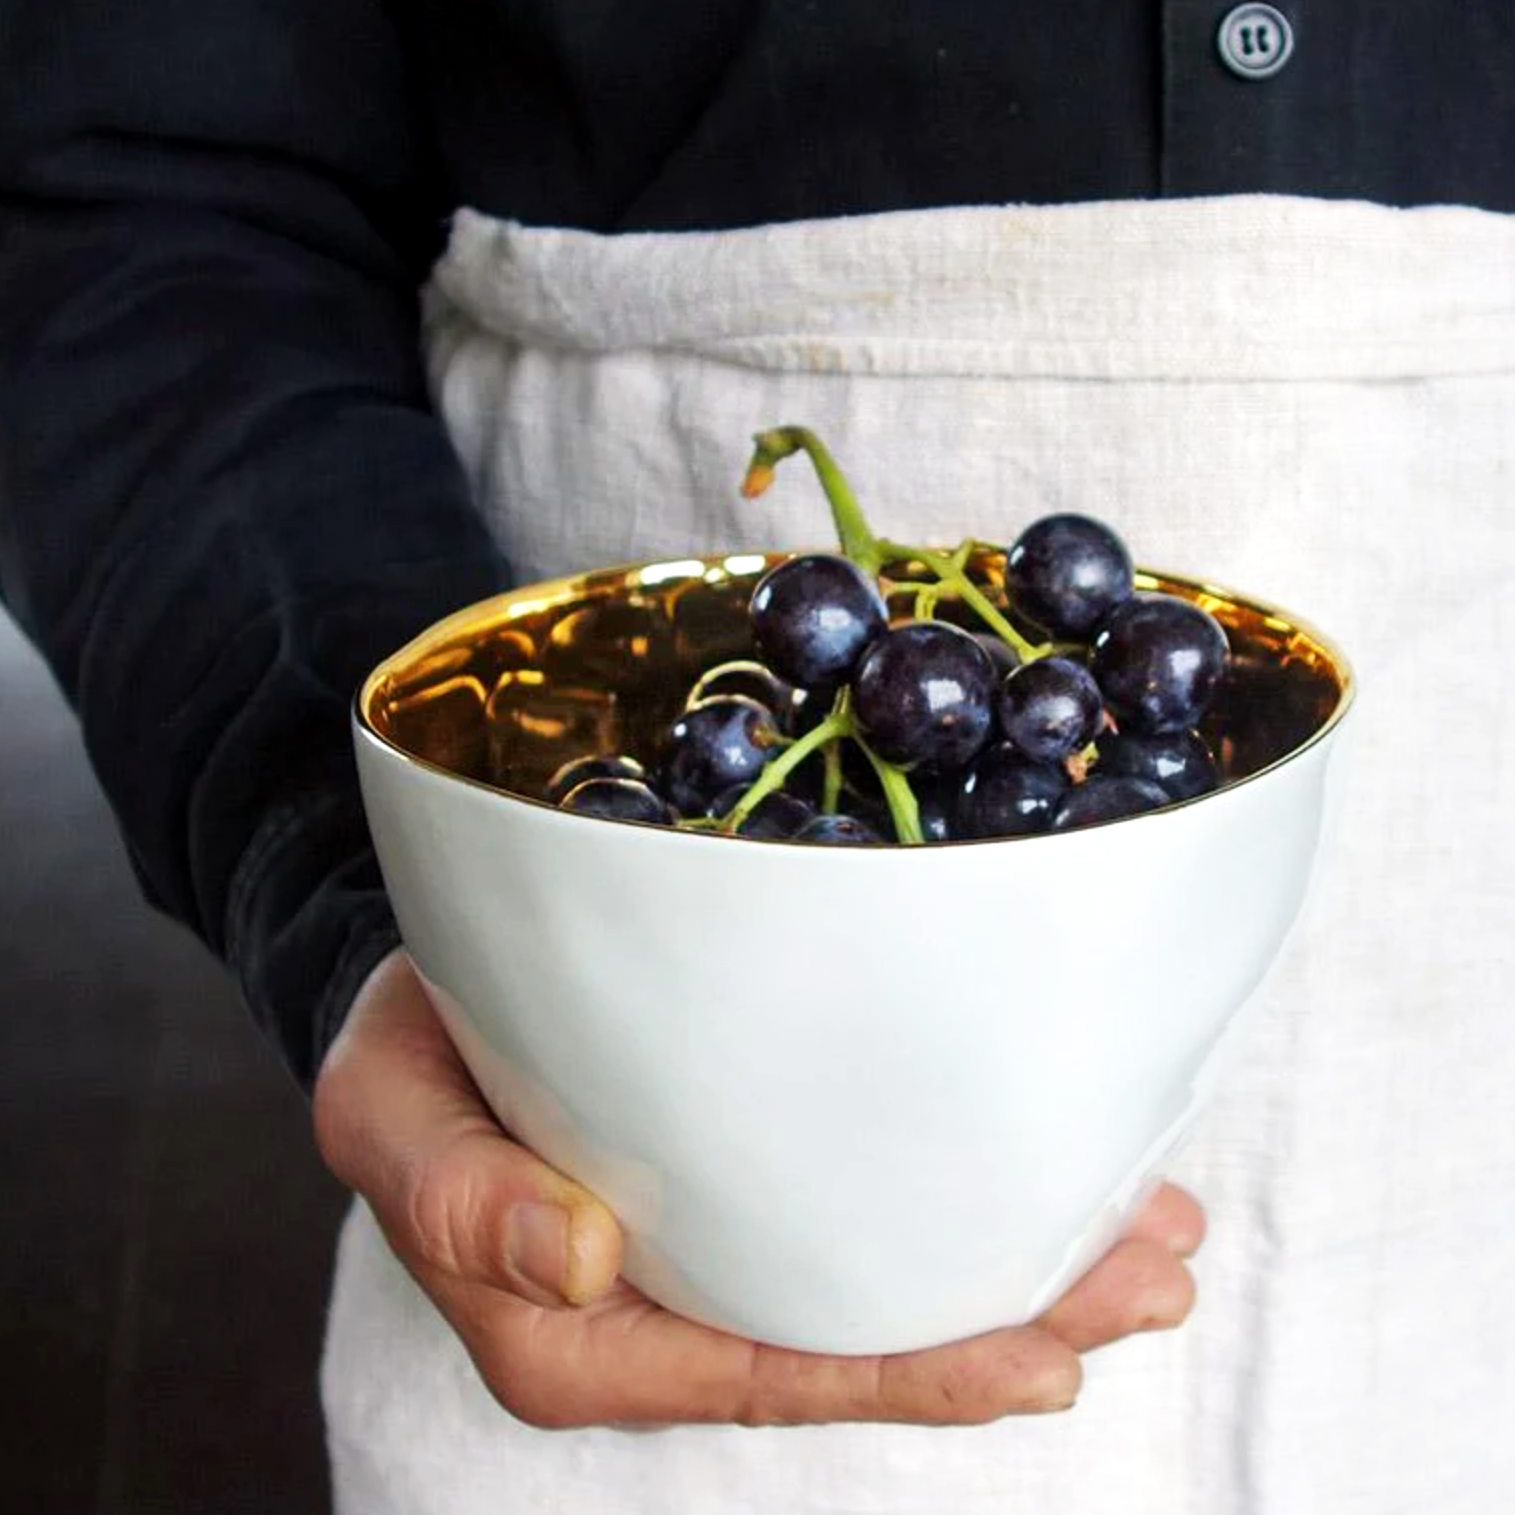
xmin=658 ymin=695 xmax=781 ymax=816
xmin=1050 ymin=775 xmax=1169 ymax=831
xmin=998 ymin=656 xmax=1105 ymax=765
xmin=791 ymin=813 xmax=884 ymax=846
xmin=1004 ymin=514 xmax=1134 ymax=639
xmin=544 ymin=753 xmax=647 ymax=805
xmin=709 ymin=785 xmax=816 ymax=839
xmin=850 ymin=621 xmax=997 ymax=771
xmin=1094 ymin=728 xmax=1219 ymax=801
xmin=955 ymin=743 xmax=1068 ymax=838
xmin=559 ymin=777 xmax=674 ymax=826
xmin=750 ymin=553 xmax=888 ymax=689
xmin=1091 ymin=594 xmax=1230 ymax=735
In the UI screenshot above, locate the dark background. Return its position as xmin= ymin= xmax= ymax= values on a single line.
xmin=1 ymin=610 xmax=346 ymax=1514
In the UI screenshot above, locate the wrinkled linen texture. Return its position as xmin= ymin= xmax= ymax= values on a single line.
xmin=322 ymin=196 xmax=1515 ymax=1514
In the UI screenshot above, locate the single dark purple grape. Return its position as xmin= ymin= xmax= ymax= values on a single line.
xmin=791 ymin=813 xmax=884 ymax=846
xmin=708 ymin=784 xmax=816 ymax=839
xmin=658 ymin=695 xmax=782 ymax=816
xmin=1091 ymin=594 xmax=1230 ymax=735
xmin=559 ymin=777 xmax=674 ymax=826
xmin=1004 ymin=513 xmax=1134 ymax=639
xmin=1050 ymin=775 xmax=1170 ymax=831
xmin=1094 ymin=728 xmax=1219 ymax=801
xmin=544 ymin=753 xmax=647 ymax=805
xmin=973 ymin=632 xmax=1022 ymax=681
xmin=685 ymin=660 xmax=793 ymax=717
xmin=749 ymin=553 xmax=888 ymax=689
xmin=850 ymin=621 xmax=997 ymax=771
xmin=998 ymin=656 xmax=1105 ymax=765
xmin=955 ymin=743 xmax=1068 ymax=838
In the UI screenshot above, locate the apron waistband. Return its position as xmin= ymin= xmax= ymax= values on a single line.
xmin=432 ymin=196 xmax=1515 ymax=382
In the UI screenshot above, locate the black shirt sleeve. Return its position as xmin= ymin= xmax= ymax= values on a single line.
xmin=0 ymin=0 xmax=511 ymax=1088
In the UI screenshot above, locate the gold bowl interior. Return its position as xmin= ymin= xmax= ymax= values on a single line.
xmin=358 ymin=551 xmax=1353 ymax=814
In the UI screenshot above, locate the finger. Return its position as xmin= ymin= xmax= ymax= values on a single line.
xmin=1034 ymin=1237 xmax=1197 ymax=1353
xmin=453 ymin=1278 xmax=1084 ymax=1430
xmin=313 ymin=950 xmax=623 ymax=1308
xmin=1122 ymin=1180 xmax=1207 ymax=1258
xmin=747 ymin=1323 xmax=1084 ymax=1427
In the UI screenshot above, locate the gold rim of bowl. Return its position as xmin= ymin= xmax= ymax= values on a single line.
xmin=355 ymin=549 xmax=1356 ymax=848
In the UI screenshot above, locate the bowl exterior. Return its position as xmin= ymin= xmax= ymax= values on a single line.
xmin=354 ymin=714 xmax=1345 ymax=1354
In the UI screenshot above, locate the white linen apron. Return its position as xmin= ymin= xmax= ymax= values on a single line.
xmin=323 ymin=196 xmax=1515 ymax=1514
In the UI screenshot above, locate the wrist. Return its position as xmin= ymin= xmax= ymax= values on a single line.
xmin=224 ymin=773 xmax=402 ymax=1092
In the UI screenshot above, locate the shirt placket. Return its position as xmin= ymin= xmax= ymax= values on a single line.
xmin=1160 ymin=0 xmax=1312 ymax=197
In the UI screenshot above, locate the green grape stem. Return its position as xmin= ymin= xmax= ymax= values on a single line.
xmin=895 ymin=581 xmax=941 ymax=620
xmin=821 ymin=740 xmax=844 ymax=814
xmin=742 ymin=426 xmax=886 ymax=575
xmin=880 ymin=539 xmax=1047 ymax=663
xmin=740 ymin=425 xmax=1050 ymax=664
xmin=721 ymin=711 xmax=850 ymax=832
xmin=855 ymin=740 xmax=925 ymax=845
xmin=718 ymin=705 xmax=926 ymax=845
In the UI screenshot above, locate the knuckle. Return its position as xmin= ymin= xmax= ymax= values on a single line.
xmin=403 ymin=1147 xmax=484 ymax=1279
xmin=731 ymin=1397 xmax=788 ymax=1429
xmin=729 ymin=1343 xmax=794 ymax=1428
xmin=1035 ymin=1352 xmax=1084 ymax=1413
xmin=1119 ymin=1250 xmax=1198 ymax=1334
xmin=1150 ymin=1264 xmax=1198 ymax=1328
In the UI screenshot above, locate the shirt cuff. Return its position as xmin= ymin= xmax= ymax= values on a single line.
xmin=224 ymin=764 xmax=402 ymax=1092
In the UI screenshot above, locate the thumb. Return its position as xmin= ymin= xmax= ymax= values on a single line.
xmin=314 ymin=950 xmax=623 ymax=1308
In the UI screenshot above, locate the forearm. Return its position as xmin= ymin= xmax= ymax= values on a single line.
xmin=0 ymin=0 xmax=508 ymax=1085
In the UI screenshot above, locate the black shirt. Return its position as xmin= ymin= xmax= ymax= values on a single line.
xmin=413 ymin=1 xmax=1515 ymax=228
xmin=1 ymin=1 xmax=1511 ymax=1086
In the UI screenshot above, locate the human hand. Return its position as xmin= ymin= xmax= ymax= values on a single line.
xmin=314 ymin=950 xmax=1203 ymax=1429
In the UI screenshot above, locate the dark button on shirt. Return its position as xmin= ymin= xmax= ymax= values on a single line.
xmin=1161 ymin=1 xmax=1515 ymax=205
xmin=409 ymin=1 xmax=1515 ymax=230
xmin=1215 ymin=4 xmax=1296 ymax=79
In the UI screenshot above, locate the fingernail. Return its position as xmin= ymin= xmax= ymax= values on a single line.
xmin=1163 ymin=1221 xmax=1204 ymax=1258
xmin=1035 ymin=1359 xmax=1083 ymax=1413
xmin=1139 ymin=1278 xmax=1196 ymax=1331
xmin=507 ymin=1203 xmax=570 ymax=1299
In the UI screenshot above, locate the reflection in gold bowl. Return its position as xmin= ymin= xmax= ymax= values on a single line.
xmin=359 ymin=550 xmax=1351 ymax=825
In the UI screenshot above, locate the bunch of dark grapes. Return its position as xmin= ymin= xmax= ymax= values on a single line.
xmin=549 ymin=427 xmax=1230 ymax=845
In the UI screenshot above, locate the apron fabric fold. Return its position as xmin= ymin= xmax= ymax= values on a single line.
xmin=325 ymin=195 xmax=1515 ymax=1515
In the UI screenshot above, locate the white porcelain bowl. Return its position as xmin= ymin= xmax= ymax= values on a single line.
xmin=353 ymin=553 xmax=1353 ymax=1356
